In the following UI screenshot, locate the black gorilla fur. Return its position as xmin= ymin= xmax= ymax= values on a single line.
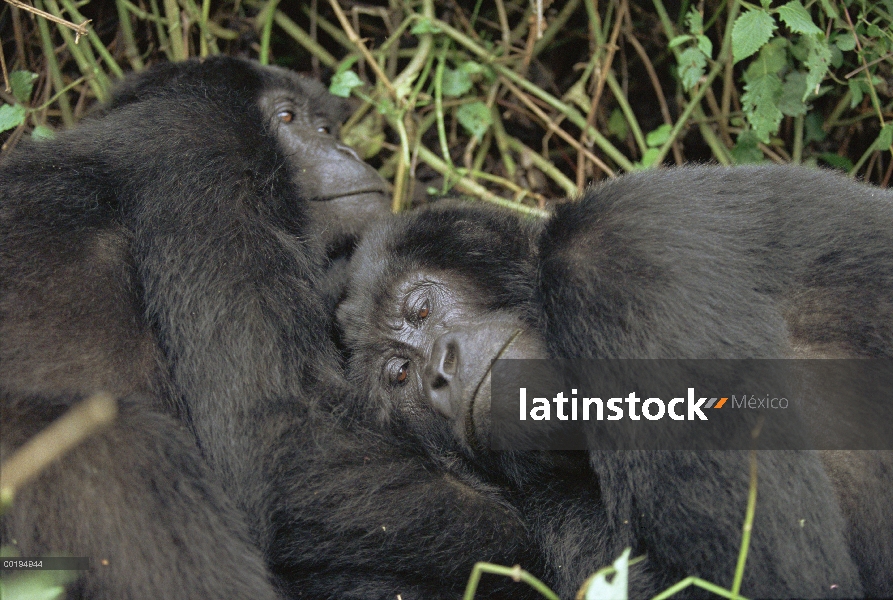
xmin=1 ymin=57 xmax=537 ymax=599
xmin=338 ymin=165 xmax=893 ymax=598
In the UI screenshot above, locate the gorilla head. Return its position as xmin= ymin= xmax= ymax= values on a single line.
xmin=105 ymin=56 xmax=389 ymax=259
xmin=338 ymin=165 xmax=893 ymax=597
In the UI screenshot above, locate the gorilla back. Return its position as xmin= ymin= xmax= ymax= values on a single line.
xmin=339 ymin=164 xmax=893 ymax=598
xmin=0 ymin=57 xmax=389 ymax=599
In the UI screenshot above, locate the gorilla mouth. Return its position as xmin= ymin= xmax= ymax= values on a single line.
xmin=314 ymin=188 xmax=389 ymax=202
xmin=465 ymin=328 xmax=525 ymax=451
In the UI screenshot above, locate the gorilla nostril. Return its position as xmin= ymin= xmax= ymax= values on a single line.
xmin=431 ymin=374 xmax=449 ymax=390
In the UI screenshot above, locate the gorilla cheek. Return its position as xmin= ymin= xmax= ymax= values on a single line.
xmin=422 ymin=323 xmax=547 ymax=451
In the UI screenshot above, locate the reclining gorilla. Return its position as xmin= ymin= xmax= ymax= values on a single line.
xmin=1 ymin=57 xmax=538 ymax=599
xmin=338 ymin=165 xmax=893 ymax=598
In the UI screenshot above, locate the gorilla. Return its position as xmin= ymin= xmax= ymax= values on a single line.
xmin=338 ymin=165 xmax=893 ymax=598
xmin=1 ymin=56 xmax=532 ymax=600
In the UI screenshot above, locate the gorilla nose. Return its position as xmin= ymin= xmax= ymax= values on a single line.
xmin=424 ymin=334 xmax=461 ymax=419
xmin=335 ymin=141 xmax=362 ymax=161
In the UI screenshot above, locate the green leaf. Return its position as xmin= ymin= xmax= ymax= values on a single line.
xmin=871 ymin=123 xmax=893 ymax=151
xmin=329 ymin=70 xmax=363 ymax=98
xmin=777 ymin=1 xmax=822 ymax=35
xmin=31 ymin=125 xmax=55 ymax=140
xmin=743 ymin=37 xmax=787 ymax=82
xmin=581 ymin=548 xmax=630 ymax=600
xmin=817 ymin=0 xmax=840 ymax=20
xmin=732 ymin=9 xmax=777 ymax=63
xmin=835 ymin=34 xmax=856 ymax=52
xmin=441 ymin=67 xmax=472 ymax=97
xmin=778 ymin=71 xmax=808 ymax=116
xmin=645 ymin=124 xmax=672 ymax=147
xmin=731 ymin=130 xmax=765 ymax=163
xmin=0 ymin=104 xmax=27 ymax=133
xmin=637 ymin=148 xmax=661 ymax=168
xmin=668 ymin=35 xmax=692 ymax=49
xmin=686 ymin=9 xmax=703 ymax=34
xmin=696 ymin=35 xmax=713 ymax=57
xmin=9 ymin=71 xmax=38 ymax=104
xmin=741 ymin=72 xmax=783 ymax=143
xmin=817 ymin=152 xmax=853 ymax=171
xmin=411 ymin=18 xmax=441 ymax=34
xmin=847 ymin=78 xmax=865 ymax=108
xmin=802 ymin=35 xmax=831 ymax=100
xmin=459 ymin=61 xmax=486 ymax=75
xmin=456 ymin=101 xmax=492 ymax=139
xmin=829 ymin=44 xmax=843 ymax=68
xmin=678 ymin=47 xmax=707 ymax=91
xmin=804 ymin=111 xmax=827 ymax=144
xmin=607 ymin=108 xmax=628 ymax=141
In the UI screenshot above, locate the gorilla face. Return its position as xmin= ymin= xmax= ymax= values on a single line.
xmin=106 ymin=58 xmax=390 ymax=262
xmin=338 ymin=203 xmax=546 ymax=452
xmin=257 ymin=78 xmax=389 ymax=258
xmin=348 ymin=267 xmax=546 ymax=450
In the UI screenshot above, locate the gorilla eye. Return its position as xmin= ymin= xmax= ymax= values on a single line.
xmin=394 ymin=361 xmax=409 ymax=385
xmin=417 ymin=302 xmax=429 ymax=320
xmin=277 ymin=110 xmax=295 ymax=123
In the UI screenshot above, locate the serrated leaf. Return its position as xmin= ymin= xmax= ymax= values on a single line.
xmin=802 ymin=35 xmax=831 ymax=100
xmin=9 ymin=71 xmax=38 ymax=104
xmin=31 ymin=125 xmax=55 ymax=140
xmin=607 ymin=108 xmax=628 ymax=141
xmin=0 ymin=103 xmax=26 ymax=133
xmin=731 ymin=130 xmax=765 ymax=163
xmin=411 ymin=18 xmax=441 ymax=34
xmin=872 ymin=123 xmax=893 ymax=151
xmin=442 ymin=67 xmax=472 ymax=97
xmin=829 ymin=44 xmax=843 ymax=68
xmin=741 ymin=72 xmax=783 ymax=143
xmin=686 ymin=9 xmax=703 ymax=34
xmin=678 ymin=47 xmax=707 ymax=91
xmin=329 ymin=70 xmax=363 ymax=98
xmin=696 ymin=35 xmax=713 ymax=57
xmin=580 ymin=548 xmax=630 ymax=600
xmin=777 ymin=1 xmax=822 ymax=35
xmin=645 ymin=123 xmax=672 ymax=147
xmin=456 ymin=101 xmax=492 ymax=139
xmin=835 ymin=34 xmax=856 ymax=52
xmin=778 ymin=72 xmax=808 ymax=116
xmin=743 ymin=37 xmax=787 ymax=82
xmin=732 ymin=9 xmax=777 ymax=63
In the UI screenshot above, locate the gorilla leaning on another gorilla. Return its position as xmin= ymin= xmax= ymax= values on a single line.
xmin=1 ymin=57 xmax=540 ymax=599
xmin=3 ymin=55 xmax=891 ymax=599
xmin=338 ymin=165 xmax=893 ymax=598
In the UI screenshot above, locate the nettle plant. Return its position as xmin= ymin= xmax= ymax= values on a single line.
xmin=675 ymin=0 xmax=892 ymax=170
